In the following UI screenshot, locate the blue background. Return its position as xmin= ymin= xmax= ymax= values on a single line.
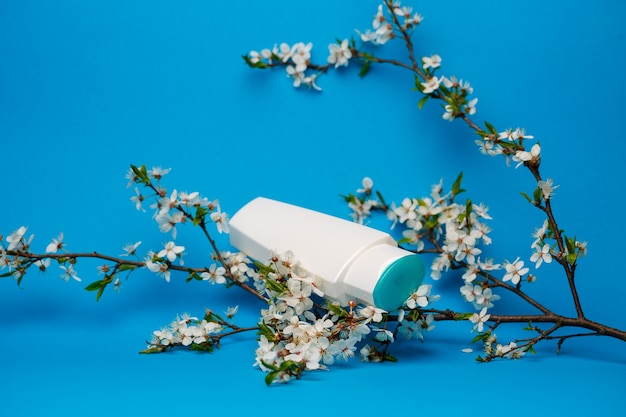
xmin=1 ymin=0 xmax=625 ymax=415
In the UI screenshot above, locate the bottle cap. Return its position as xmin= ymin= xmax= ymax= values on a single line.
xmin=342 ymin=244 xmax=424 ymax=311
xmin=374 ymin=254 xmax=425 ymax=311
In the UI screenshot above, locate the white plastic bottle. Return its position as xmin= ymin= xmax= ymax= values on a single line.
xmin=228 ymin=197 xmax=424 ymax=311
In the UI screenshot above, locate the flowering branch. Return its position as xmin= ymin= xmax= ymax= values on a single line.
xmin=2 ymin=1 xmax=625 ymax=385
xmin=244 ymin=0 xmax=625 ymax=361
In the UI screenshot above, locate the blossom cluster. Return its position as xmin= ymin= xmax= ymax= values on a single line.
xmin=149 ymin=313 xmax=225 ymax=349
xmin=244 ymin=2 xmax=423 ymax=91
xmin=1 ymin=227 xmax=83 ymax=285
xmin=251 ymin=251 xmax=438 ymax=383
xmin=417 ymin=54 xmax=478 ymax=122
xmin=246 ymin=42 xmax=327 ymax=90
xmin=144 ymin=308 xmax=241 ymax=354
xmin=126 ymin=165 xmax=229 ymax=238
xmin=345 ymin=175 xmax=570 ymax=358
xmin=356 ymin=3 xmax=422 ymax=45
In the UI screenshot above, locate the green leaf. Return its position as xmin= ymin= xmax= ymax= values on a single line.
xmin=95 ymin=286 xmax=106 ymax=302
xmin=384 ymin=354 xmax=398 ymax=362
xmin=520 ymin=191 xmax=532 ymax=203
xmin=533 ymin=187 xmax=543 ymax=203
xmin=471 ymin=331 xmax=491 ymax=344
xmin=139 ymin=346 xmax=168 ymax=354
xmin=417 ymin=95 xmax=429 ymax=110
xmin=326 ymin=302 xmax=347 ymax=317
xmin=566 ymin=253 xmax=578 ymax=265
xmin=265 ymin=278 xmax=287 ymax=294
xmin=340 ymin=193 xmax=357 ymax=204
xmin=524 ymin=343 xmax=536 ymax=354
xmin=257 ymin=323 xmax=275 ymax=339
xmin=130 ymin=164 xmax=149 ymax=184
xmin=118 ymin=264 xmax=137 ymax=272
xmin=375 ymin=190 xmax=386 ymax=207
xmin=454 ymin=312 xmax=475 ymax=321
xmin=85 ymin=280 xmax=103 ymax=292
xmin=254 ymin=261 xmax=276 ymax=275
xmin=193 ymin=206 xmax=209 ymax=226
xmin=264 ymin=371 xmax=280 ymax=386
xmin=359 ymin=60 xmax=371 ymax=78
xmin=465 ymin=199 xmax=473 ymax=217
xmin=484 ymin=121 xmax=498 ymax=135
xmin=565 ymin=236 xmax=576 ymax=254
xmin=451 ymin=172 xmax=465 ymax=198
xmin=190 ymin=343 xmax=215 ymax=353
xmin=186 ymin=272 xmax=202 ymax=283
xmin=242 ymin=54 xmax=268 ymax=69
xmin=413 ymin=75 xmax=425 ymax=92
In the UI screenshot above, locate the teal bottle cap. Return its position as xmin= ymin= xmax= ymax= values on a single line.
xmin=373 ymin=254 xmax=425 ymax=311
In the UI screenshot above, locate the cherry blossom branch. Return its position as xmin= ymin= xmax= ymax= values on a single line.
xmin=371 ymin=195 xmax=626 ymax=347
xmin=2 ymin=0 xmax=624 ymax=386
xmin=141 ymin=310 xmax=259 ymax=355
xmin=243 ymin=0 xmax=616 ymax=356
xmin=4 ymin=248 xmax=267 ymax=303
xmin=425 ymin=309 xmax=626 ymax=342
xmin=368 ymin=0 xmax=588 ymax=324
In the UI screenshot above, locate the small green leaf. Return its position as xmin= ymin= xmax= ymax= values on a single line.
xmin=566 ymin=253 xmax=578 ymax=265
xmin=264 ymin=371 xmax=279 ymax=386
xmin=455 ymin=312 xmax=475 ymax=321
xmin=484 ymin=121 xmax=498 ymax=135
xmin=254 ymin=261 xmax=275 ymax=275
xmin=375 ymin=190 xmax=386 ymax=207
xmin=465 ymin=199 xmax=473 ymax=217
xmin=417 ymin=95 xmax=429 ymax=110
xmin=520 ymin=191 xmax=532 ymax=203
xmin=524 ymin=343 xmax=536 ymax=354
xmin=340 ymin=193 xmax=357 ymax=204
xmin=186 ymin=272 xmax=202 ymax=282
xmin=130 ymin=164 xmax=150 ymax=184
xmin=413 ymin=75 xmax=425 ymax=92
xmin=533 ymin=187 xmax=543 ymax=203
xmin=265 ymin=278 xmax=287 ymax=294
xmin=193 ymin=206 xmax=209 ymax=226
xmin=471 ymin=331 xmax=491 ymax=344
xmin=359 ymin=60 xmax=371 ymax=78
xmin=118 ymin=264 xmax=137 ymax=272
xmin=95 ymin=286 xmax=106 ymax=302
xmin=85 ymin=280 xmax=103 ymax=292
xmin=257 ymin=323 xmax=275 ymax=339
xmin=451 ymin=172 xmax=465 ymax=198
xmin=242 ymin=55 xmax=268 ymax=69
xmin=326 ymin=302 xmax=348 ymax=317
xmin=565 ymin=236 xmax=577 ymax=254
xmin=190 ymin=343 xmax=215 ymax=353
xmin=139 ymin=346 xmax=168 ymax=354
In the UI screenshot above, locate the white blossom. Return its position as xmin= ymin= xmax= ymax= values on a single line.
xmin=421 ymin=76 xmax=441 ymax=94
xmin=327 ymin=39 xmax=352 ymax=68
xmin=469 ymin=307 xmax=490 ymax=332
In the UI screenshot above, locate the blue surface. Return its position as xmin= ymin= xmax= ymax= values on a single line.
xmin=1 ymin=1 xmax=625 ymax=415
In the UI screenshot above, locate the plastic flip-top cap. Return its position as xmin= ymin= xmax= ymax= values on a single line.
xmin=373 ymin=254 xmax=425 ymax=311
